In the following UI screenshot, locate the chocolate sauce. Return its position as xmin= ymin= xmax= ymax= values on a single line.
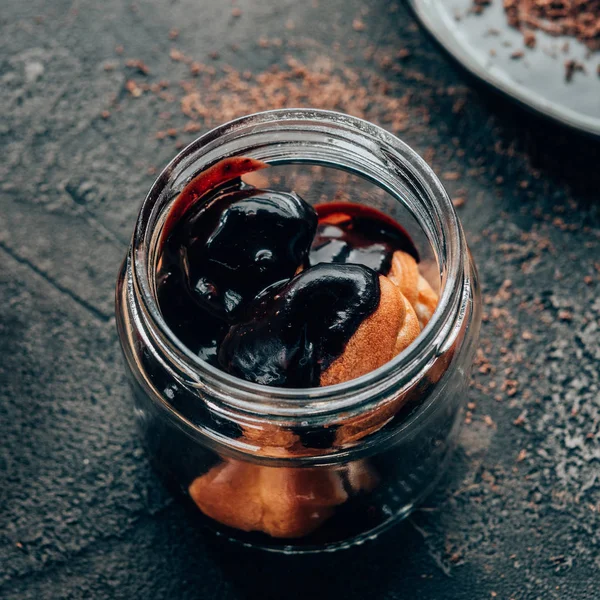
xmin=157 ymin=164 xmax=418 ymax=387
xmin=156 ymin=262 xmax=228 ymax=365
xmin=159 ymin=156 xmax=268 ymax=247
xmin=160 ymin=185 xmax=317 ymax=323
xmin=218 ymin=263 xmax=380 ymax=387
xmin=310 ymin=203 xmax=418 ymax=274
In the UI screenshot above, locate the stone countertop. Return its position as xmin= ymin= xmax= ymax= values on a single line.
xmin=1 ymin=1 xmax=599 ymax=598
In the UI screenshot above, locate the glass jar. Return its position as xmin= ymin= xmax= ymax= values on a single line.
xmin=115 ymin=109 xmax=481 ymax=553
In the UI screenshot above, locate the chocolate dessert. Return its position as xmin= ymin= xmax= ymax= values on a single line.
xmin=155 ymin=157 xmax=439 ymax=538
xmin=158 ymin=158 xmax=438 ymax=388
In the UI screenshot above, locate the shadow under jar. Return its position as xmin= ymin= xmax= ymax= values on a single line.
xmin=115 ymin=109 xmax=481 ymax=553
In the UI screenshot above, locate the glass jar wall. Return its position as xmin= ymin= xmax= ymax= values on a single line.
xmin=115 ymin=109 xmax=481 ymax=553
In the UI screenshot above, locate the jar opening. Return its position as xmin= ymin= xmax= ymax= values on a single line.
xmin=130 ymin=109 xmax=467 ymax=417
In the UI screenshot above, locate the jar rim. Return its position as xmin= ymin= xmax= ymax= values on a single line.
xmin=130 ymin=108 xmax=468 ymax=418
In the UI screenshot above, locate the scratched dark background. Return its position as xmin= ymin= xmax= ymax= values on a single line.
xmin=1 ymin=1 xmax=599 ymax=599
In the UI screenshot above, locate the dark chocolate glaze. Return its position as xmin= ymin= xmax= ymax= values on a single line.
xmin=158 ymin=180 xmax=418 ymax=387
xmin=156 ymin=262 xmax=228 ymax=365
xmin=217 ymin=263 xmax=380 ymax=387
xmin=172 ymin=185 xmax=317 ymax=321
xmin=310 ymin=203 xmax=418 ymax=274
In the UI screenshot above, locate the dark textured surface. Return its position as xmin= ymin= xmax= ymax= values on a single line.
xmin=1 ymin=1 xmax=599 ymax=598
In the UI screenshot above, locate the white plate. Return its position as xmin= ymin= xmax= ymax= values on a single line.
xmin=409 ymin=0 xmax=600 ymax=137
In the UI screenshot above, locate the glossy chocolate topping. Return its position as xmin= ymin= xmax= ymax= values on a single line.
xmin=177 ymin=186 xmax=317 ymax=321
xmin=157 ymin=163 xmax=419 ymax=387
xmin=310 ymin=203 xmax=418 ymax=274
xmin=218 ymin=263 xmax=381 ymax=387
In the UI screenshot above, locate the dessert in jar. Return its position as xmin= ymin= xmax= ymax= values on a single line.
xmin=115 ymin=109 xmax=481 ymax=552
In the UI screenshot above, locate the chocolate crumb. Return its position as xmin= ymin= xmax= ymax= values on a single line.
xmin=125 ymin=80 xmax=143 ymax=97
xmin=149 ymin=57 xmax=414 ymax=140
xmin=125 ymin=58 xmax=150 ymax=75
xmin=476 ymin=0 xmax=600 ymax=53
xmin=443 ymin=171 xmax=461 ymax=181
xmin=453 ymin=97 xmax=467 ymax=113
xmin=483 ymin=415 xmax=495 ymax=428
xmin=513 ymin=411 xmax=527 ymax=426
xmin=170 ymin=48 xmax=188 ymax=63
xmin=156 ymin=128 xmax=178 ymax=140
xmin=472 ymin=0 xmax=492 ymax=14
xmin=189 ymin=62 xmax=202 ymax=76
xmin=183 ymin=122 xmax=202 ymax=133
xmin=353 ymin=18 xmax=366 ymax=32
xmin=524 ymin=30 xmax=537 ymax=48
xmin=565 ymin=59 xmax=586 ymax=81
